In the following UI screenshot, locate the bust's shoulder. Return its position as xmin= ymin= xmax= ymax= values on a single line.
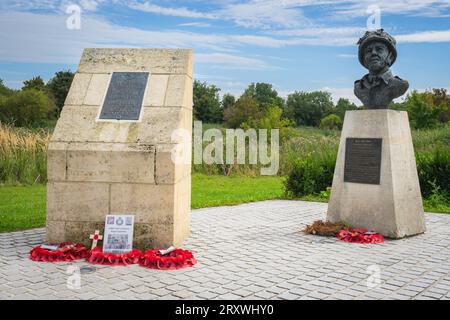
xmin=388 ymin=76 xmax=409 ymax=96
xmin=391 ymin=75 xmax=408 ymax=83
xmin=390 ymin=76 xmax=409 ymax=89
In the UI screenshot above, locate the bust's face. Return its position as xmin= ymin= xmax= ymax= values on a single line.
xmin=363 ymin=41 xmax=390 ymax=73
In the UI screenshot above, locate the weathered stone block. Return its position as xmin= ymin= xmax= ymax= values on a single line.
xmin=165 ymin=75 xmax=193 ymax=108
xmin=47 ymin=142 xmax=67 ymax=182
xmin=84 ymin=73 xmax=110 ymax=106
xmin=64 ymin=73 xmax=92 ymax=106
xmin=46 ymin=181 xmax=109 ymax=222
xmin=66 ymin=142 xmax=155 ymax=183
xmin=155 ymin=144 xmax=191 ymax=184
xmin=52 ymin=105 xmax=185 ymax=145
xmin=45 ymin=221 xmax=66 ymax=243
xmin=64 ymin=221 xmax=105 ymax=247
xmin=110 ymin=183 xmax=174 ymax=224
xmin=143 ymin=74 xmax=169 ymax=107
xmin=77 ymin=48 xmax=192 ymax=75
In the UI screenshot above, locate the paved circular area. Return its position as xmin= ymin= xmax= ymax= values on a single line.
xmin=1 ymin=200 xmax=450 ymax=300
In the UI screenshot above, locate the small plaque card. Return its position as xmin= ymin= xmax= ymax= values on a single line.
xmin=103 ymin=215 xmax=135 ymax=254
xmin=40 ymin=244 xmax=59 ymax=251
xmin=159 ymin=246 xmax=175 ymax=256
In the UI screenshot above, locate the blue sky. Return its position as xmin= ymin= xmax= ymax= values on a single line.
xmin=0 ymin=0 xmax=450 ymax=104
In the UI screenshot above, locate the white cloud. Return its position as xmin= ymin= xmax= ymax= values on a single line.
xmin=196 ymin=53 xmax=271 ymax=70
xmin=397 ymin=29 xmax=450 ymax=43
xmin=0 ymin=11 xmax=278 ymax=70
xmin=332 ymin=0 xmax=450 ymax=18
xmin=178 ymin=22 xmax=212 ymax=28
xmin=128 ymin=1 xmax=216 ymax=19
xmin=126 ymin=0 xmax=450 ymax=31
xmin=0 ymin=0 xmax=107 ymax=12
xmin=337 ymin=54 xmax=358 ymax=59
xmin=128 ymin=0 xmax=312 ymax=29
xmin=1 ymin=9 xmax=449 ymax=66
xmin=217 ymin=1 xmax=311 ymax=29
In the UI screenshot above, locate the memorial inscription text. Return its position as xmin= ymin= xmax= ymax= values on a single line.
xmin=99 ymin=72 xmax=149 ymax=121
xmin=344 ymin=138 xmax=382 ymax=185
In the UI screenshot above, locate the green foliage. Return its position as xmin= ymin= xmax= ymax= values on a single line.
xmin=223 ymin=95 xmax=260 ymax=128
xmin=422 ymin=180 xmax=450 ymax=213
xmin=320 ymin=114 xmax=342 ymax=130
xmin=0 ymin=79 xmax=15 ymax=97
xmin=406 ymin=90 xmax=446 ymax=129
xmin=0 ymin=89 xmax=55 ymax=127
xmin=22 ymin=76 xmax=46 ymax=92
xmin=244 ymin=106 xmax=294 ymax=130
xmin=193 ymin=80 xmax=223 ymax=123
xmin=334 ymin=98 xmax=358 ymax=121
xmin=243 ymin=82 xmax=284 ymax=110
xmin=224 ymin=83 xmax=286 ymax=129
xmin=46 ymin=70 xmax=74 ymax=116
xmin=221 ymin=93 xmax=236 ymax=110
xmin=286 ymin=91 xmax=334 ymax=127
xmin=430 ymin=88 xmax=450 ymax=123
xmin=416 ymin=148 xmax=450 ymax=198
xmin=284 ymin=149 xmax=337 ymax=197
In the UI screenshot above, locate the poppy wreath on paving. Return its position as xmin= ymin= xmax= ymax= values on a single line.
xmin=336 ymin=228 xmax=384 ymax=244
xmin=30 ymin=242 xmax=88 ymax=262
xmin=139 ymin=248 xmax=197 ymax=270
xmin=86 ymin=247 xmax=142 ymax=266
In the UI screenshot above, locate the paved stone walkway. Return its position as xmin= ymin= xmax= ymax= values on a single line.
xmin=1 ymin=200 xmax=450 ymax=300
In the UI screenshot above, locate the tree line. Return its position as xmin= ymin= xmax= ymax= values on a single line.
xmin=194 ymin=80 xmax=450 ymax=130
xmin=0 ymin=72 xmax=74 ymax=127
xmin=1 ymin=73 xmax=448 ymax=130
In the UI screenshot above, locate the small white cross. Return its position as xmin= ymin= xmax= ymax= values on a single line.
xmin=89 ymin=230 xmax=103 ymax=250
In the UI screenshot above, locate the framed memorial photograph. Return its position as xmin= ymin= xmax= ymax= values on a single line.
xmin=103 ymin=215 xmax=135 ymax=254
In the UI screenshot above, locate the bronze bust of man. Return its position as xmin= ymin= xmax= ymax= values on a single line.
xmin=354 ymin=29 xmax=409 ymax=109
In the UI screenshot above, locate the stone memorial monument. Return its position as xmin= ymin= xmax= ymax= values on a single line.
xmin=46 ymin=48 xmax=193 ymax=249
xmin=327 ymin=30 xmax=426 ymax=238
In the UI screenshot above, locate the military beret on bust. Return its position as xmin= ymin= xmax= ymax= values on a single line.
xmin=357 ymin=29 xmax=397 ymax=67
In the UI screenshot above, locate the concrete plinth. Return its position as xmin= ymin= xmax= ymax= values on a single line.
xmin=327 ymin=110 xmax=426 ymax=238
xmin=46 ymin=49 xmax=193 ymax=250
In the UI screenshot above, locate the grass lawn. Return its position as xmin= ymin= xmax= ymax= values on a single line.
xmin=191 ymin=174 xmax=284 ymax=208
xmin=0 ymin=174 xmax=285 ymax=233
xmin=0 ymin=185 xmax=46 ymax=233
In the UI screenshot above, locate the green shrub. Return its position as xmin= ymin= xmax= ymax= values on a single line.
xmin=406 ymin=90 xmax=446 ymax=129
xmin=320 ymin=114 xmax=342 ymax=130
xmin=416 ymin=149 xmax=450 ymax=197
xmin=284 ymin=149 xmax=337 ymax=197
xmin=0 ymin=89 xmax=55 ymax=127
xmin=422 ymin=180 xmax=450 ymax=213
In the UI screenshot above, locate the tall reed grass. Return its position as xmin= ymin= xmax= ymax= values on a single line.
xmin=0 ymin=123 xmax=50 ymax=185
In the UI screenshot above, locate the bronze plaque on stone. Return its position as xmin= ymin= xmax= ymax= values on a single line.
xmin=344 ymin=138 xmax=382 ymax=184
xmin=99 ymin=72 xmax=149 ymax=121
